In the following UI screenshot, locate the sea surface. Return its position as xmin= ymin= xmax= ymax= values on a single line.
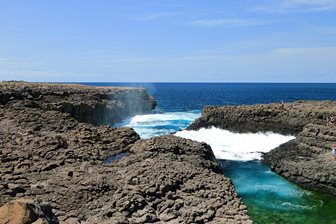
xmin=84 ymin=83 xmax=336 ymax=224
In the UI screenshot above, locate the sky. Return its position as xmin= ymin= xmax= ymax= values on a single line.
xmin=0 ymin=0 xmax=336 ymax=82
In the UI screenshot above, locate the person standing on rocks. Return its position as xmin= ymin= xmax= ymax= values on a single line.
xmin=330 ymin=117 xmax=334 ymax=127
xmin=315 ymin=128 xmax=320 ymax=139
xmin=332 ymin=144 xmax=336 ymax=160
xmin=280 ymin=100 xmax=285 ymax=109
xmin=326 ymin=116 xmax=334 ymax=128
xmin=326 ymin=117 xmax=329 ymax=126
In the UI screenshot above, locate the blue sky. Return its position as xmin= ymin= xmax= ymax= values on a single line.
xmin=0 ymin=0 xmax=336 ymax=82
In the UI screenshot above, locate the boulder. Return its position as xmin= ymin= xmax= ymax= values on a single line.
xmin=0 ymin=199 xmax=58 ymax=224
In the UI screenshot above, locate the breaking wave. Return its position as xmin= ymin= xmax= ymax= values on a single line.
xmin=175 ymin=127 xmax=295 ymax=161
xmin=124 ymin=111 xmax=200 ymax=139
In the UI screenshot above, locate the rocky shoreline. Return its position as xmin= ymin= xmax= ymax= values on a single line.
xmin=0 ymin=82 xmax=156 ymax=126
xmin=0 ymin=82 xmax=251 ymax=224
xmin=188 ymin=101 xmax=336 ymax=195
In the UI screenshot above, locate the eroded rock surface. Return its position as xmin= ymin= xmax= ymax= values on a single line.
xmin=0 ymin=82 xmax=156 ymax=125
xmin=264 ymin=124 xmax=336 ymax=195
xmin=0 ymin=82 xmax=252 ymax=223
xmin=188 ymin=100 xmax=335 ymax=135
xmin=188 ymin=101 xmax=336 ymax=195
xmin=84 ymin=136 xmax=251 ymax=224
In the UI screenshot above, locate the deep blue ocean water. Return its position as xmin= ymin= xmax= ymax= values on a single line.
xmin=83 ymin=83 xmax=336 ymax=224
xmin=85 ymin=83 xmax=336 ymax=112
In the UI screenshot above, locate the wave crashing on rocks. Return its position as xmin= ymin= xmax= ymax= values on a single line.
xmin=175 ymin=127 xmax=295 ymax=161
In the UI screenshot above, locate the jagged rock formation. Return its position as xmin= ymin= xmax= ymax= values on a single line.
xmin=188 ymin=101 xmax=334 ymax=135
xmin=84 ymin=136 xmax=251 ymax=224
xmin=0 ymin=82 xmax=252 ymax=224
xmin=264 ymin=124 xmax=336 ymax=195
xmin=0 ymin=82 xmax=156 ymax=125
xmin=188 ymin=101 xmax=336 ymax=195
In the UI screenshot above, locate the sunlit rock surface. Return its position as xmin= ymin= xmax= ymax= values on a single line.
xmin=0 ymin=81 xmax=156 ymax=125
xmin=0 ymin=82 xmax=252 ymax=223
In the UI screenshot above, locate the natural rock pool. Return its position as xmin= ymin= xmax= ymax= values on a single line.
xmin=122 ymin=110 xmax=336 ymax=223
xmin=104 ymin=152 xmax=129 ymax=163
xmin=221 ymin=160 xmax=336 ymax=224
xmin=94 ymin=82 xmax=336 ymax=223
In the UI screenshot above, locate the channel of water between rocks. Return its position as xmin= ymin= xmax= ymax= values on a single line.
xmin=111 ymin=111 xmax=336 ymax=224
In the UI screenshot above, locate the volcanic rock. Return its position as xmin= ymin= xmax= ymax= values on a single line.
xmin=0 ymin=81 xmax=156 ymax=126
xmin=0 ymin=199 xmax=58 ymax=224
xmin=0 ymin=82 xmax=252 ymax=223
xmin=188 ymin=100 xmax=336 ymax=195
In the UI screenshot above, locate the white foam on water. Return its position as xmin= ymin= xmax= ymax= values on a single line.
xmin=124 ymin=112 xmax=295 ymax=160
xmin=124 ymin=111 xmax=200 ymax=139
xmin=281 ymin=202 xmax=314 ymax=210
xmin=175 ymin=127 xmax=295 ymax=161
xmin=128 ymin=112 xmax=200 ymax=125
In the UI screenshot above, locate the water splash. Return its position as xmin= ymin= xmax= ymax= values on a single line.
xmin=121 ymin=111 xmax=336 ymax=223
xmin=124 ymin=111 xmax=200 ymax=139
xmin=175 ymin=127 xmax=295 ymax=161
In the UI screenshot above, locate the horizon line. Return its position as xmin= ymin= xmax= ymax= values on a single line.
xmin=2 ymin=80 xmax=336 ymax=84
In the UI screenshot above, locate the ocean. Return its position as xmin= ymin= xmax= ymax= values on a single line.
xmin=84 ymin=83 xmax=336 ymax=224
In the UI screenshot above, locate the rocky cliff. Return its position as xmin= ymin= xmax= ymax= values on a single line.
xmin=0 ymin=82 xmax=251 ymax=224
xmin=0 ymin=82 xmax=156 ymax=125
xmin=188 ymin=101 xmax=336 ymax=195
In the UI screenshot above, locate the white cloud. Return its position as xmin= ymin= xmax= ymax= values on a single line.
xmin=273 ymin=46 xmax=336 ymax=54
xmin=1 ymin=46 xmax=335 ymax=82
xmin=188 ymin=18 xmax=270 ymax=27
xmin=254 ymin=0 xmax=336 ymax=12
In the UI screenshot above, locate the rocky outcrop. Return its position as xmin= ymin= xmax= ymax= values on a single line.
xmin=0 ymin=82 xmax=156 ymax=125
xmin=188 ymin=101 xmax=335 ymax=135
xmin=83 ymin=136 xmax=251 ymax=224
xmin=0 ymin=107 xmax=140 ymax=202
xmin=263 ymin=124 xmax=336 ymax=195
xmin=0 ymin=199 xmax=59 ymax=224
xmin=0 ymin=82 xmax=252 ymax=223
xmin=188 ymin=101 xmax=336 ymax=195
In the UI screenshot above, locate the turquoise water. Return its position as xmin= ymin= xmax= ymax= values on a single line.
xmin=123 ymin=110 xmax=336 ymax=223
xmin=221 ymin=160 xmax=336 ymax=224
xmin=85 ymin=83 xmax=336 ymax=223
